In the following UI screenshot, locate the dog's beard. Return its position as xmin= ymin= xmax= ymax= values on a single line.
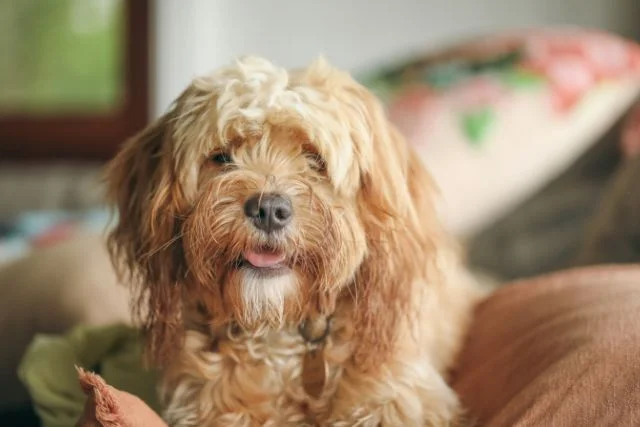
xmin=240 ymin=267 xmax=297 ymax=326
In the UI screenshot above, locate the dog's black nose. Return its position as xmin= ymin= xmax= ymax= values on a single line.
xmin=244 ymin=193 xmax=293 ymax=232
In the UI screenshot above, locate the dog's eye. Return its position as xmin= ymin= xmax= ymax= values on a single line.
xmin=303 ymin=146 xmax=327 ymax=173
xmin=209 ymin=152 xmax=233 ymax=165
xmin=308 ymin=153 xmax=327 ymax=173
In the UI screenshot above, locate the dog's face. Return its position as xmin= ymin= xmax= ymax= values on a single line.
xmin=107 ymin=57 xmax=441 ymax=366
xmin=185 ymin=116 xmax=367 ymax=329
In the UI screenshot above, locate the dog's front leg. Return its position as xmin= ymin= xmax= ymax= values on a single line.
xmin=324 ymin=355 xmax=463 ymax=427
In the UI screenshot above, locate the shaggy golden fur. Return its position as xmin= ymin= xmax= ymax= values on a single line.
xmin=106 ymin=56 xmax=484 ymax=426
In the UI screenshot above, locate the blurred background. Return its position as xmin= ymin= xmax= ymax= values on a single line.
xmin=2 ymin=0 xmax=640 ymax=424
xmin=1 ymin=0 xmax=639 ymax=158
xmin=1 ymin=0 xmax=640 ymax=270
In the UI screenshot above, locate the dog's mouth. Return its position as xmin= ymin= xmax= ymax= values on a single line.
xmin=243 ymin=248 xmax=286 ymax=269
xmin=236 ymin=246 xmax=290 ymax=275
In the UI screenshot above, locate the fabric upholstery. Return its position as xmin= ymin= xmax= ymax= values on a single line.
xmin=453 ymin=265 xmax=640 ymax=426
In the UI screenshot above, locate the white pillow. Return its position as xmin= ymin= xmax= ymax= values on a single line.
xmin=363 ymin=28 xmax=640 ymax=237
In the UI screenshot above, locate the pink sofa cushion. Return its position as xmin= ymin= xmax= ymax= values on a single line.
xmin=453 ymin=265 xmax=640 ymax=426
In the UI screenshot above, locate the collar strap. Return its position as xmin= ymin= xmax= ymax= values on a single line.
xmin=298 ymin=315 xmax=332 ymax=344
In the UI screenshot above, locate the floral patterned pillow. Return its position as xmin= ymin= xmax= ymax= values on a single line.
xmin=361 ymin=29 xmax=640 ymax=237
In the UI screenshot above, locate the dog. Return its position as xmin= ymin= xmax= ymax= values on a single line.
xmin=106 ymin=56 xmax=484 ymax=426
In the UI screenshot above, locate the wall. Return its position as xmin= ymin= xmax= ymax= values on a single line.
xmin=152 ymin=0 xmax=640 ymax=117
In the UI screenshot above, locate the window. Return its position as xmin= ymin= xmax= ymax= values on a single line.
xmin=0 ymin=0 xmax=149 ymax=160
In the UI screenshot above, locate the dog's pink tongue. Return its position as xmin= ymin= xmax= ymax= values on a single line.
xmin=244 ymin=250 xmax=286 ymax=268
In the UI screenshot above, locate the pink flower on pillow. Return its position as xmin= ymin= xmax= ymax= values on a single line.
xmin=581 ymin=33 xmax=635 ymax=78
xmin=388 ymin=86 xmax=438 ymax=146
xmin=546 ymin=54 xmax=595 ymax=111
xmin=522 ymin=30 xmax=640 ymax=111
xmin=389 ymin=85 xmax=433 ymax=116
xmin=447 ymin=76 xmax=506 ymax=109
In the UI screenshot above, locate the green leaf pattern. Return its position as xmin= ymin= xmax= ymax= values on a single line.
xmin=359 ymin=46 xmax=548 ymax=147
xmin=461 ymin=108 xmax=495 ymax=146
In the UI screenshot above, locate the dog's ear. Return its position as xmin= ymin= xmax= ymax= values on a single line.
xmin=105 ymin=103 xmax=189 ymax=366
xmin=350 ymin=85 xmax=446 ymax=371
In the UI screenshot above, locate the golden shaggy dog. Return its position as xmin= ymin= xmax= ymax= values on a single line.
xmin=106 ymin=56 xmax=484 ymax=426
